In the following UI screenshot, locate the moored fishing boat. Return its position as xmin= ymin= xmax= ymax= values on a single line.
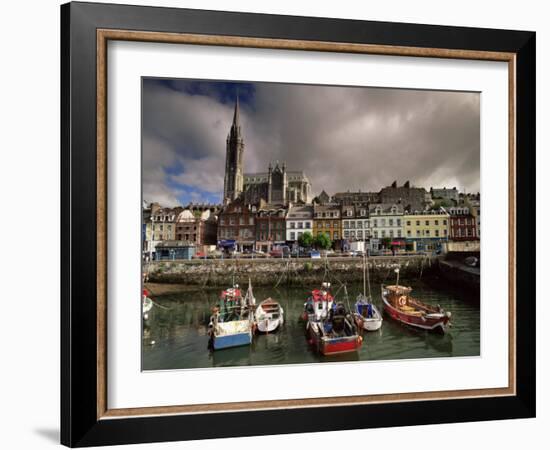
xmin=353 ymin=253 xmax=383 ymax=332
xmin=255 ymin=298 xmax=284 ymax=333
xmin=304 ymin=283 xmax=362 ymax=355
xmin=208 ymin=282 xmax=255 ymax=350
xmin=381 ymin=268 xmax=452 ymax=334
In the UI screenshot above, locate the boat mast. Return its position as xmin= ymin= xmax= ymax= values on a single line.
xmin=395 ymin=267 xmax=400 ymax=287
xmin=362 ymin=253 xmax=366 ymax=297
xmin=366 ymin=252 xmax=372 ymax=299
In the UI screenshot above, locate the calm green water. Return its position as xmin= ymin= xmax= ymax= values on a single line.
xmin=142 ymin=279 xmax=479 ymax=370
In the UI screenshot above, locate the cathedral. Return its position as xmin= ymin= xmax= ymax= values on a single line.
xmin=223 ymin=97 xmax=312 ymax=206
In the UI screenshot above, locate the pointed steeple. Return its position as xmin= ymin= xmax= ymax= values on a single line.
xmin=229 ymin=94 xmax=242 ymax=139
xmin=232 ymin=94 xmax=240 ymax=127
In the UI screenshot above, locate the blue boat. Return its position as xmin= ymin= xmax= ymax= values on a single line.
xmin=208 ymin=282 xmax=255 ymax=350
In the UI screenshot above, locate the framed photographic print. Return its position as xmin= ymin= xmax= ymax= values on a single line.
xmin=61 ymin=1 xmax=536 ymax=447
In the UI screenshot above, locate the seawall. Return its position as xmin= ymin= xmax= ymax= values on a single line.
xmin=145 ymin=255 xmax=438 ymax=287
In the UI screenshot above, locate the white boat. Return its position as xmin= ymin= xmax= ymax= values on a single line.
xmin=353 ymin=253 xmax=383 ymax=331
xmin=255 ymin=298 xmax=284 ymax=333
xmin=354 ymin=295 xmax=383 ymax=331
xmin=142 ymin=288 xmax=153 ymax=320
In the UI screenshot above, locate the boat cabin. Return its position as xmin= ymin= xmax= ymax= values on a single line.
xmin=305 ymin=286 xmax=334 ymax=321
xmin=384 ymin=285 xmax=413 ymax=309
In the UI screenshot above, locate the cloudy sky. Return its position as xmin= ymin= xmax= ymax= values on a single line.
xmin=142 ymin=78 xmax=480 ymax=206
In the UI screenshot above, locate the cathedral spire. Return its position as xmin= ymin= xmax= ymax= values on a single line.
xmin=223 ymin=92 xmax=245 ymax=203
xmin=232 ymin=93 xmax=240 ymax=128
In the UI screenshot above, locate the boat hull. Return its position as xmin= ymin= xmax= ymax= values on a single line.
xmin=212 ymin=331 xmax=252 ymax=350
xmin=257 ymin=317 xmax=284 ymax=333
xmin=307 ymin=322 xmax=362 ymax=355
xmin=354 ymin=315 xmax=383 ymax=331
xmin=382 ymin=294 xmax=450 ymax=333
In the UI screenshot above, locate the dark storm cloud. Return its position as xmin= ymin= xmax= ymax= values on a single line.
xmin=142 ymin=79 xmax=479 ymax=206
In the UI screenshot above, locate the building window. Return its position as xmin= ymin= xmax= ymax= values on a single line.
xmin=444 ymin=229 xmax=447 ymax=236
xmin=344 ymin=230 xmax=350 ymax=238
xmin=407 ymin=230 xmax=411 ymax=237
xmin=333 ymin=231 xmax=339 ymax=239
xmin=425 ymin=220 xmax=430 ymax=226
xmin=305 ymin=222 xmax=311 ymax=229
xmin=435 ymin=229 xmax=439 ymax=237
xmin=325 ymin=222 xmax=330 ymax=228
xmin=416 ymin=230 xmax=420 ymax=237
xmin=347 ymin=210 xmax=353 ymax=217
xmin=389 ymin=219 xmax=393 ymax=226
xmin=389 ymin=230 xmax=394 ymax=237
xmin=396 ymin=219 xmax=401 ymax=226
xmin=381 ymin=230 xmax=386 ymax=238
xmin=290 ymin=232 xmax=295 ymax=240
xmin=357 ymin=221 xmax=362 ymax=229
xmin=343 ymin=221 xmax=349 ymax=229
xmin=416 ymin=220 xmax=420 ymax=226
xmin=360 ymin=209 xmax=366 ymax=216
xmin=350 ymin=230 xmax=355 ymax=238
xmin=357 ymin=230 xmax=363 ymax=239
xmin=290 ymin=222 xmax=295 ymax=229
xmin=298 ymin=222 xmax=303 ymax=229
xmin=397 ymin=230 xmax=402 ymax=238
xmin=373 ymin=219 xmax=377 ymax=227
xmin=406 ymin=220 xmax=411 ymax=226
xmin=374 ymin=231 xmax=378 ymax=238
xmin=426 ymin=229 xmax=430 ymax=236
xmin=350 ymin=221 xmax=355 ymax=229
xmin=380 ymin=219 xmax=386 ymax=226
xmin=435 ymin=220 xmax=439 ymax=226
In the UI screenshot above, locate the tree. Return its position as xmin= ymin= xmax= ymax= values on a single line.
xmin=298 ymin=231 xmax=313 ymax=248
xmin=314 ymin=232 xmax=332 ymax=250
xmin=381 ymin=237 xmax=392 ymax=249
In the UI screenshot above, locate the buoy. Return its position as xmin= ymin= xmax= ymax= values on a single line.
xmin=151 ymin=340 xmax=156 ymax=345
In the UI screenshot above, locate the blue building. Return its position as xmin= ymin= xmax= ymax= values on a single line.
xmin=154 ymin=241 xmax=196 ymax=260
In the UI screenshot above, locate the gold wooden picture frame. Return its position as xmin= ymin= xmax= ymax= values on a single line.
xmin=61 ymin=2 xmax=535 ymax=446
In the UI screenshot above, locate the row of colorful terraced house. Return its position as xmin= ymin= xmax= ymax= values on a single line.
xmin=142 ymin=185 xmax=479 ymax=260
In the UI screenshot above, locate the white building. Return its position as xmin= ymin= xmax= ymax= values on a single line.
xmin=368 ymin=203 xmax=404 ymax=241
xmin=286 ymin=204 xmax=313 ymax=242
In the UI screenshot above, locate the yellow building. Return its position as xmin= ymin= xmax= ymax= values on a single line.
xmin=313 ymin=204 xmax=341 ymax=242
xmin=403 ymin=209 xmax=449 ymax=251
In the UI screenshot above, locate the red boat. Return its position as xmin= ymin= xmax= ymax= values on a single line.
xmin=304 ymin=283 xmax=363 ymax=355
xmin=381 ymin=284 xmax=452 ymax=334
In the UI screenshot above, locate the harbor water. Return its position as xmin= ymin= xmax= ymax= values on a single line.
xmin=142 ymin=279 xmax=480 ymax=370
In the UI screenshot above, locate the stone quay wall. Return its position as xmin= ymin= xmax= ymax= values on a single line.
xmin=145 ymin=256 xmax=439 ymax=287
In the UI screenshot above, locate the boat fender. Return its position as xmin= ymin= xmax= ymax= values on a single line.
xmin=357 ymin=335 xmax=363 ymax=345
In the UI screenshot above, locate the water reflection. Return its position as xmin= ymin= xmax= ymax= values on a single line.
xmin=142 ymin=279 xmax=479 ymax=370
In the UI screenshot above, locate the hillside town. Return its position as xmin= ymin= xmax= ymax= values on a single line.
xmin=143 ymin=98 xmax=480 ymax=261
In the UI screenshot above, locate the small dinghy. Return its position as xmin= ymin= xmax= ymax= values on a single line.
xmin=353 ymin=253 xmax=383 ymax=331
xmin=255 ymin=298 xmax=284 ymax=333
xmin=354 ymin=295 xmax=383 ymax=331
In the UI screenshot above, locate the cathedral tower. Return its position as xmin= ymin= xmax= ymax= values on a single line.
xmin=223 ymin=96 xmax=245 ymax=203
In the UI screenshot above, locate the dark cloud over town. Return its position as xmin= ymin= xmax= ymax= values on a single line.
xmin=142 ymin=79 xmax=480 ymax=206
